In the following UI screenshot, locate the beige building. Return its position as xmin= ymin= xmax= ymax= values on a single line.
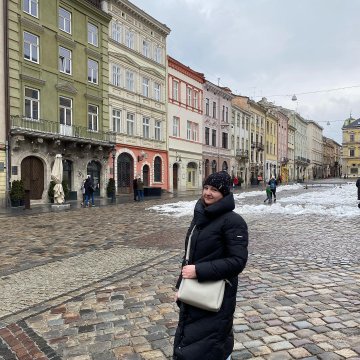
xmin=342 ymin=116 xmax=360 ymax=178
xmin=264 ymin=110 xmax=278 ymax=181
xmin=106 ymin=0 xmax=170 ymax=193
xmin=306 ymin=120 xmax=323 ymax=179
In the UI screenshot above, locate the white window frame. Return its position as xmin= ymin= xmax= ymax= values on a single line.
xmin=125 ymin=30 xmax=134 ymax=49
xmin=143 ymin=117 xmax=150 ymax=139
xmin=111 ymin=64 xmax=121 ymax=87
xmin=155 ymin=120 xmax=161 ymax=140
xmin=88 ymin=23 xmax=98 ymax=47
xmin=125 ymin=70 xmax=134 ymax=91
xmin=111 ymin=21 xmax=121 ymax=43
xmin=24 ymin=31 xmax=39 ymax=63
xmin=127 ymin=113 xmax=135 ymax=135
xmin=173 ymin=116 xmax=180 ymax=137
xmin=59 ymin=7 xmax=71 ymax=34
xmin=24 ymin=87 xmax=40 ymax=120
xmin=88 ymin=104 xmax=98 ymax=131
xmin=154 ymin=45 xmax=162 ymax=63
xmin=112 ymin=108 xmax=121 ymax=133
xmin=173 ymin=80 xmax=179 ymax=101
xmin=143 ymin=39 xmax=150 ymax=57
xmin=24 ymin=0 xmax=38 ymax=17
xmin=59 ymin=96 xmax=72 ymax=126
xmin=187 ymin=87 xmax=192 ymax=107
xmin=187 ymin=121 xmax=191 ymax=140
xmin=142 ymin=77 xmax=149 ymax=97
xmin=194 ymin=91 xmax=199 ymax=109
xmin=154 ymin=83 xmax=161 ymax=102
xmin=88 ymin=59 xmax=98 ymax=84
xmin=192 ymin=123 xmax=198 ymax=142
xmin=59 ymin=46 xmax=72 ymax=75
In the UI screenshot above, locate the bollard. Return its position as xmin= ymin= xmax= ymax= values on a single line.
xmin=24 ymin=189 xmax=31 ymax=210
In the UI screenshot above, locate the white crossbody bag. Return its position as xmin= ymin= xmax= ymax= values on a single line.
xmin=178 ymin=226 xmax=226 ymax=312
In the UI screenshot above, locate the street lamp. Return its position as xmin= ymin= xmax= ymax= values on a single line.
xmin=111 ymin=147 xmax=116 ymax=202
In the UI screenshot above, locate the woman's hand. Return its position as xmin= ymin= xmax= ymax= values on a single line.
xmin=181 ymin=265 xmax=197 ymax=279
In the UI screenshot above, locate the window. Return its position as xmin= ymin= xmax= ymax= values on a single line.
xmin=142 ymin=77 xmax=149 ymax=97
xmin=155 ymin=120 xmax=161 ymax=140
xmin=154 ymin=46 xmax=162 ymax=63
xmin=126 ymin=71 xmax=134 ymax=91
xmin=242 ymin=118 xmax=245 ymax=129
xmin=172 ymin=80 xmax=179 ymax=101
xmin=24 ymin=32 xmax=39 ymax=63
xmin=143 ymin=40 xmax=150 ymax=57
xmin=173 ymin=116 xmax=180 ymax=137
xmin=59 ymin=7 xmax=71 ymax=33
xmin=88 ymin=59 xmax=98 ymax=84
xmin=194 ymin=91 xmax=199 ymax=109
xmin=24 ymin=0 xmax=38 ymax=17
xmin=226 ymin=107 xmax=228 ymax=122
xmin=111 ymin=21 xmax=121 ymax=42
xmin=59 ymin=46 xmax=71 ymax=75
xmin=59 ymin=97 xmax=72 ymax=126
xmin=222 ymin=132 xmax=228 ymax=149
xmin=143 ymin=117 xmax=150 ymax=138
xmin=350 ymin=133 xmax=355 ymax=142
xmin=154 ymin=83 xmax=161 ymax=101
xmin=88 ymin=23 xmax=98 ymax=46
xmin=192 ymin=123 xmax=199 ymax=142
xmin=127 ymin=113 xmax=134 ymax=135
xmin=112 ymin=108 xmax=121 ymax=132
xmin=212 ymin=101 xmax=216 ymax=118
xmin=205 ymin=98 xmax=209 ymax=115
xmin=212 ymin=129 xmax=216 ymax=146
xmin=205 ymin=127 xmax=210 ymax=145
xmin=350 ymin=149 xmax=355 ymax=157
xmin=187 ymin=87 xmax=192 ymax=107
xmin=125 ymin=30 xmax=134 ymax=49
xmin=222 ymin=106 xmax=225 ymax=121
xmin=111 ymin=64 xmax=121 ymax=87
xmin=88 ymin=105 xmax=98 ymax=131
xmin=154 ymin=156 xmax=162 ymax=182
xmin=24 ymin=87 xmax=39 ymax=120
xmin=187 ymin=121 xmax=191 ymax=140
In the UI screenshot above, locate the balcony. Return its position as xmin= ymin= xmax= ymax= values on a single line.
xmin=236 ymin=149 xmax=249 ymax=160
xmin=295 ymin=156 xmax=310 ymax=166
xmin=256 ymin=142 xmax=264 ymax=151
xmin=10 ymin=116 xmax=115 ymax=146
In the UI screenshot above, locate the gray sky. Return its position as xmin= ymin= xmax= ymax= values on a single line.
xmin=131 ymin=0 xmax=360 ymax=143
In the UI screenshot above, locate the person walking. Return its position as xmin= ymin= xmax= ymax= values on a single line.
xmin=80 ymin=179 xmax=86 ymax=207
xmin=84 ymin=175 xmax=95 ymax=207
xmin=264 ymin=185 xmax=272 ymax=203
xmin=173 ymin=171 xmax=248 ymax=360
xmin=356 ymin=177 xmax=360 ymax=208
xmin=268 ymin=175 xmax=277 ymax=202
xmin=136 ymin=177 xmax=144 ymax=201
xmin=133 ymin=177 xmax=138 ymax=201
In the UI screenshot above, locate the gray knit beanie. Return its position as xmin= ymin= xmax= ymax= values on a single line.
xmin=203 ymin=171 xmax=231 ymax=196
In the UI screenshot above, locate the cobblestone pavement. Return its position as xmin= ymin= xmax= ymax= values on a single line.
xmin=0 ymin=185 xmax=359 ymax=360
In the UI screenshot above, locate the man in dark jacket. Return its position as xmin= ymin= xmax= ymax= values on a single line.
xmin=356 ymin=177 xmax=360 ymax=208
xmin=133 ymin=177 xmax=138 ymax=201
xmin=268 ymin=176 xmax=277 ymax=202
xmin=84 ymin=175 xmax=95 ymax=207
xmin=174 ymin=171 xmax=248 ymax=360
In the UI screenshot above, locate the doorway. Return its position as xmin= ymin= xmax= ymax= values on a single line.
xmin=21 ymin=156 xmax=44 ymax=199
xmin=117 ymin=153 xmax=133 ymax=193
xmin=87 ymin=161 xmax=101 ymax=196
xmin=173 ymin=164 xmax=179 ymax=190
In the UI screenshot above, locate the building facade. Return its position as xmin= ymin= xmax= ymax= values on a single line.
xmin=264 ymin=110 xmax=278 ymax=181
xmin=306 ymin=120 xmax=323 ymax=179
xmin=167 ymin=56 xmax=204 ymax=191
xmin=106 ymin=0 xmax=170 ymax=193
xmin=8 ymin=0 xmax=112 ymax=204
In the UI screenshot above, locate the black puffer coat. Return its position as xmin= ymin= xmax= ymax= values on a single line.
xmin=173 ymin=193 xmax=248 ymax=360
xmin=356 ymin=178 xmax=360 ymax=200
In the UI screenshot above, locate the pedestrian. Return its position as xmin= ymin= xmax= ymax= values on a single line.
xmin=268 ymin=175 xmax=277 ymax=202
xmin=233 ymin=176 xmax=238 ymax=190
xmin=80 ymin=179 xmax=86 ymax=207
xmin=133 ymin=177 xmax=138 ymax=201
xmin=173 ymin=171 xmax=248 ymax=360
xmin=264 ymin=185 xmax=272 ymax=203
xmin=136 ymin=177 xmax=144 ymax=201
xmin=356 ymin=177 xmax=360 ymax=208
xmin=84 ymin=175 xmax=95 ymax=207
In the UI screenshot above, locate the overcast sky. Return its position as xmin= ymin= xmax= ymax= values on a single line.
xmin=131 ymin=0 xmax=360 ymax=143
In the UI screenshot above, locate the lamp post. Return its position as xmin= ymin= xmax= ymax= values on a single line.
xmin=111 ymin=147 xmax=116 ymax=202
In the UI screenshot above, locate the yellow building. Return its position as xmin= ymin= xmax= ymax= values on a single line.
xmin=342 ymin=117 xmax=360 ymax=178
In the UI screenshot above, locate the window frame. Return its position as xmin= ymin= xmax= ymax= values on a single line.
xmin=173 ymin=116 xmax=180 ymax=137
xmin=59 ymin=46 xmax=72 ymax=75
xmin=125 ymin=29 xmax=134 ymax=49
xmin=154 ymin=120 xmax=161 ymax=140
xmin=88 ymin=59 xmax=99 ymax=84
xmin=24 ymin=0 xmax=38 ymax=18
xmin=111 ymin=64 xmax=121 ymax=87
xmin=59 ymin=96 xmax=72 ymax=126
xmin=142 ymin=77 xmax=150 ymax=97
xmin=142 ymin=116 xmax=150 ymax=139
xmin=112 ymin=108 xmax=122 ymax=133
xmin=24 ymin=87 xmax=40 ymax=121
xmin=88 ymin=104 xmax=98 ymax=132
xmin=154 ymin=156 xmax=162 ymax=182
xmin=59 ymin=7 xmax=71 ymax=34
xmin=111 ymin=21 xmax=121 ymax=43
xmin=125 ymin=70 xmax=135 ymax=91
xmin=24 ymin=31 xmax=39 ymax=63
xmin=127 ymin=112 xmax=135 ymax=135
xmin=88 ymin=23 xmax=98 ymax=47
xmin=172 ymin=80 xmax=179 ymax=101
xmin=154 ymin=82 xmax=161 ymax=102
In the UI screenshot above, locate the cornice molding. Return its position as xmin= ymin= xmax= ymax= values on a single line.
xmin=20 ymin=74 xmax=46 ymax=86
xmin=56 ymin=34 xmax=76 ymax=49
xmin=19 ymin=17 xmax=44 ymax=33
xmin=109 ymin=51 xmax=139 ymax=68
xmin=85 ymin=48 xmax=102 ymax=60
xmin=140 ymin=66 xmax=164 ymax=79
xmin=204 ymin=81 xmax=233 ymax=100
xmin=85 ymin=93 xmax=103 ymax=102
xmin=55 ymin=81 xmax=78 ymax=94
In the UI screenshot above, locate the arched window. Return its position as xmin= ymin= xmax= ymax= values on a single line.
xmin=154 ymin=156 xmax=162 ymax=182
xmin=222 ymin=161 xmax=228 ymax=171
xmin=211 ymin=160 xmax=217 ymax=173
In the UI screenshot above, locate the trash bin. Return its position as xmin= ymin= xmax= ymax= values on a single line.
xmin=24 ymin=189 xmax=31 ymax=210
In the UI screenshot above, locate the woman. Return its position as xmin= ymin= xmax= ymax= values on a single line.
xmin=173 ymin=171 xmax=248 ymax=360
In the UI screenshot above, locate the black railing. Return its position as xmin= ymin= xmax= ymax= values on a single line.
xmin=236 ymin=149 xmax=249 ymax=158
xmin=10 ymin=116 xmax=115 ymax=144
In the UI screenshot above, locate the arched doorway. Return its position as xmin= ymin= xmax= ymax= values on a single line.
xmin=211 ymin=160 xmax=217 ymax=174
xmin=204 ymin=159 xmax=210 ymax=179
xmin=117 ymin=153 xmax=133 ymax=193
xmin=63 ymin=159 xmax=73 ymax=190
xmin=173 ymin=163 xmax=179 ymax=190
xmin=222 ymin=161 xmax=228 ymax=172
xmin=143 ymin=164 xmax=150 ymax=186
xmin=187 ymin=162 xmax=197 ymax=189
xmin=87 ymin=161 xmax=101 ymax=196
xmin=21 ymin=156 xmax=44 ymax=199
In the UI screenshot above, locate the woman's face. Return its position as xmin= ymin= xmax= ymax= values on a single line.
xmin=202 ymin=185 xmax=224 ymax=206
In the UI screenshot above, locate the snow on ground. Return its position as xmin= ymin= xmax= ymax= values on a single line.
xmin=147 ymin=183 xmax=360 ymax=218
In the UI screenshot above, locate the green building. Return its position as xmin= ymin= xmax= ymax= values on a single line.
xmin=8 ymin=0 xmax=112 ymax=204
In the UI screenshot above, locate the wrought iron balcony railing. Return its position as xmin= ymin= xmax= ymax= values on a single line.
xmin=236 ymin=149 xmax=249 ymax=159
xmin=10 ymin=116 xmax=115 ymax=144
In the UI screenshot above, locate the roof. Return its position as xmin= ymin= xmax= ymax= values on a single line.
xmin=342 ymin=118 xmax=360 ymax=129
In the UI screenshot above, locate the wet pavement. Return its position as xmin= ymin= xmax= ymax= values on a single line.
xmin=0 ymin=180 xmax=359 ymax=359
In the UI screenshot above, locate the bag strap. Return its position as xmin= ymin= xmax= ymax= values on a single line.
xmin=185 ymin=225 xmax=196 ymax=265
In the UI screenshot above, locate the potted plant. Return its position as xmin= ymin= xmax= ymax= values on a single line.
xmin=10 ymin=180 xmax=25 ymax=207
xmin=106 ymin=178 xmax=116 ymax=199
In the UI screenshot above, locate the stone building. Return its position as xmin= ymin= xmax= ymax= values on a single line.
xmin=341 ymin=116 xmax=360 ymax=178
xmin=105 ymin=0 xmax=170 ymax=193
xmin=306 ymin=120 xmax=323 ymax=180
xmin=8 ymin=0 xmax=112 ymax=204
